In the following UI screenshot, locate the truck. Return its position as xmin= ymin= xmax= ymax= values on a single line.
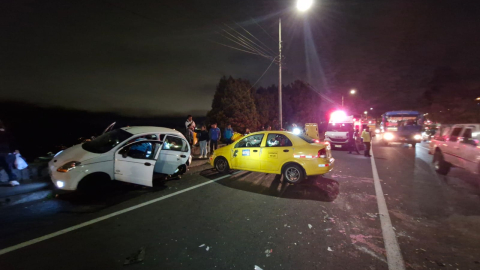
xmin=379 ymin=111 xmax=424 ymax=147
xmin=429 ymin=124 xmax=480 ymax=175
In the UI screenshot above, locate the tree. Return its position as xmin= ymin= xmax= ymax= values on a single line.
xmin=254 ymin=85 xmax=278 ymax=129
xmin=282 ymin=80 xmax=322 ymax=127
xmin=207 ymin=76 xmax=259 ymax=132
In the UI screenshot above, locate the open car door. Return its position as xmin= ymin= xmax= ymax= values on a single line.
xmin=114 ymin=140 xmax=161 ymax=187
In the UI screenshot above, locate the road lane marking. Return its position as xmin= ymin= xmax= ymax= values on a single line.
xmin=370 ymin=147 xmax=406 ymax=270
xmin=0 ymin=171 xmax=242 ymax=256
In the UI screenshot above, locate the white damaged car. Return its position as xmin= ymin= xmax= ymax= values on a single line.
xmin=49 ymin=126 xmax=192 ymax=191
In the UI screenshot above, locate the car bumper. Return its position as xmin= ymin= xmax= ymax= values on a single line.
xmin=304 ymin=157 xmax=335 ymax=176
xmin=49 ymin=165 xmax=82 ymax=191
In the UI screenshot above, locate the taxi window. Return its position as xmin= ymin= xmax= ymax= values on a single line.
xmin=235 ymin=134 xmax=264 ymax=148
xmin=266 ymin=134 xmax=293 ymax=147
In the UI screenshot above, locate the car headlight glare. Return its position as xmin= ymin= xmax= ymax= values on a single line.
xmin=57 ymin=161 xmax=81 ymax=173
xmin=384 ymin=133 xmax=394 ymax=140
xmin=414 ymin=134 xmax=422 ymax=140
xmin=375 ymin=129 xmax=380 ymax=134
xmin=56 ymin=181 xmax=65 ymax=188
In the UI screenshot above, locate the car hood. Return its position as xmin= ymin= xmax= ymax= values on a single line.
xmin=52 ymin=144 xmax=103 ymax=165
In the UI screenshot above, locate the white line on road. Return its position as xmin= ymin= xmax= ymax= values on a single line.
xmin=0 ymin=171 xmax=241 ymax=256
xmin=370 ymin=147 xmax=406 ymax=270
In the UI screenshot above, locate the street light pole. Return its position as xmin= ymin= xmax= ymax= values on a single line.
xmin=278 ymin=18 xmax=282 ymax=130
xmin=342 ymin=95 xmax=344 ymax=107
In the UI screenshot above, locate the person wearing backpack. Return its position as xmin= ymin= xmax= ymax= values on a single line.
xmin=209 ymin=123 xmax=221 ymax=155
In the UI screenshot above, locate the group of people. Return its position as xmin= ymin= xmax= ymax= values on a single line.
xmin=347 ymin=126 xmax=372 ymax=157
xmin=185 ymin=115 xmax=251 ymax=159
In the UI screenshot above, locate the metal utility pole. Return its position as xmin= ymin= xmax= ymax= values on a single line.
xmin=278 ymin=18 xmax=283 ymax=130
xmin=342 ymin=95 xmax=344 ymax=107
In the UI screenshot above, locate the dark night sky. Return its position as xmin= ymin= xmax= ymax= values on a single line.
xmin=1 ymin=0 xmax=480 ymax=116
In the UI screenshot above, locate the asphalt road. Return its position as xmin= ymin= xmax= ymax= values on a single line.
xmin=0 ymin=140 xmax=479 ymax=270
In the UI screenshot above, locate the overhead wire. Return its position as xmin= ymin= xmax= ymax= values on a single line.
xmin=219 ymin=29 xmax=273 ymax=59
xmin=234 ymin=22 xmax=277 ymax=56
xmin=248 ymin=56 xmax=278 ymax=91
xmin=223 ymin=24 xmax=275 ymax=58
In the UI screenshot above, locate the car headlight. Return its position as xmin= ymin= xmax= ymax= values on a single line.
xmin=414 ymin=134 xmax=422 ymax=140
xmin=375 ymin=129 xmax=380 ymax=134
xmin=384 ymin=133 xmax=394 ymax=140
xmin=56 ymin=181 xmax=65 ymax=188
xmin=57 ymin=161 xmax=81 ymax=173
xmin=293 ymin=128 xmax=301 ymax=135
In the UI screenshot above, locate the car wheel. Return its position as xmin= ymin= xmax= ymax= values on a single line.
xmin=433 ymin=151 xmax=450 ymax=175
xmin=282 ymin=163 xmax=305 ymax=184
xmin=214 ymin=157 xmax=229 ymax=174
xmin=172 ymin=164 xmax=187 ymax=178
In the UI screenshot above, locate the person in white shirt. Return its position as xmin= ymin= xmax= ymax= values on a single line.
xmin=185 ymin=115 xmax=195 ymax=131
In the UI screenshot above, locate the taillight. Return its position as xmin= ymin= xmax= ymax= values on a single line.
xmin=318 ymin=148 xmax=326 ymax=158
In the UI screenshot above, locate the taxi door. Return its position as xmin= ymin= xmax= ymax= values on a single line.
xmin=445 ymin=126 xmax=464 ymax=167
xmin=231 ymin=134 xmax=264 ymax=170
xmin=260 ymin=133 xmax=294 ymax=173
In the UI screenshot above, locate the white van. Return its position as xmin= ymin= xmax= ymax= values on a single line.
xmin=324 ymin=115 xmax=355 ymax=149
xmin=49 ymin=126 xmax=192 ymax=191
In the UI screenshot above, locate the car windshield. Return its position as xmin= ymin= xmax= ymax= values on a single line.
xmin=327 ymin=123 xmax=353 ymax=132
xmin=82 ymin=129 xmax=133 ymax=154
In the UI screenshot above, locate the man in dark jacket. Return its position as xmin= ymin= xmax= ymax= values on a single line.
xmin=347 ymin=128 xmax=360 ymax=154
xmin=0 ymin=122 xmax=18 ymax=185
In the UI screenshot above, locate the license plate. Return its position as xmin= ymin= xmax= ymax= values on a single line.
xmin=335 ymin=145 xmax=341 ymax=148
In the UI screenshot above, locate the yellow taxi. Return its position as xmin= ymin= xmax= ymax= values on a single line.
xmin=209 ymin=131 xmax=334 ymax=183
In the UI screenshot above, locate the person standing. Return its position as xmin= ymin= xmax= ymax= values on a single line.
xmin=209 ymin=123 xmax=221 ymax=154
xmin=196 ymin=125 xmax=209 ymax=159
xmin=0 ymin=122 xmax=19 ymax=186
xmin=245 ymin=128 xmax=251 ymax=136
xmin=347 ymin=128 xmax=360 ymax=154
xmin=361 ymin=126 xmax=372 ymax=157
xmin=224 ymin=124 xmax=234 ymax=145
xmin=185 ymin=115 xmax=195 ymax=135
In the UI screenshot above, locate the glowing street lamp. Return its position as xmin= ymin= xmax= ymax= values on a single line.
xmin=370 ymin=107 xmax=373 ymax=110
xmin=278 ymin=0 xmax=314 ymax=129
xmin=297 ymin=0 xmax=314 ymax=12
xmin=342 ymin=89 xmax=356 ymax=107
xmin=364 ymin=111 xmax=368 ymax=114
xmin=476 ymin=97 xmax=480 ymax=101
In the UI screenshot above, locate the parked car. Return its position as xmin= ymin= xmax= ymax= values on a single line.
xmin=209 ymin=131 xmax=334 ymax=184
xmin=49 ymin=126 xmax=192 ymax=191
xmin=429 ymin=124 xmax=480 ymax=175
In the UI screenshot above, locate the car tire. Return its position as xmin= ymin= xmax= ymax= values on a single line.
xmin=214 ymin=157 xmax=230 ymax=174
xmin=282 ymin=163 xmax=305 ymax=184
xmin=172 ymin=164 xmax=187 ymax=178
xmin=433 ymin=150 xmax=450 ymax=175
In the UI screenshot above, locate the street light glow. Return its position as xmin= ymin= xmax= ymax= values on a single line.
xmin=364 ymin=111 xmax=368 ymax=114
xmin=476 ymin=97 xmax=480 ymax=101
xmin=297 ymin=0 xmax=313 ymax=12
xmin=370 ymin=107 xmax=373 ymax=110
xmin=350 ymin=89 xmax=356 ymax=94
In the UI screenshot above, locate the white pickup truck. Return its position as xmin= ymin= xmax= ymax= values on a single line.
xmin=429 ymin=124 xmax=480 ymax=175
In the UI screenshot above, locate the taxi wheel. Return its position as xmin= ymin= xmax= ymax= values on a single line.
xmin=215 ymin=157 xmax=229 ymax=174
xmin=282 ymin=164 xmax=305 ymax=184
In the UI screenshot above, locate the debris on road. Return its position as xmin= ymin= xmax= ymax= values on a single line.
xmin=308 ymin=224 xmax=313 ymax=229
xmin=124 ymin=247 xmax=145 ymax=265
xmin=366 ymin=213 xmax=377 ymax=218
xmin=327 ymin=247 xmax=333 ymax=252
xmin=199 ymin=244 xmax=205 ymax=247
xmin=265 ymin=249 xmax=273 ymax=257
xmin=206 ymin=246 xmax=210 ymax=251
xmin=254 ymin=265 xmax=263 ymax=270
